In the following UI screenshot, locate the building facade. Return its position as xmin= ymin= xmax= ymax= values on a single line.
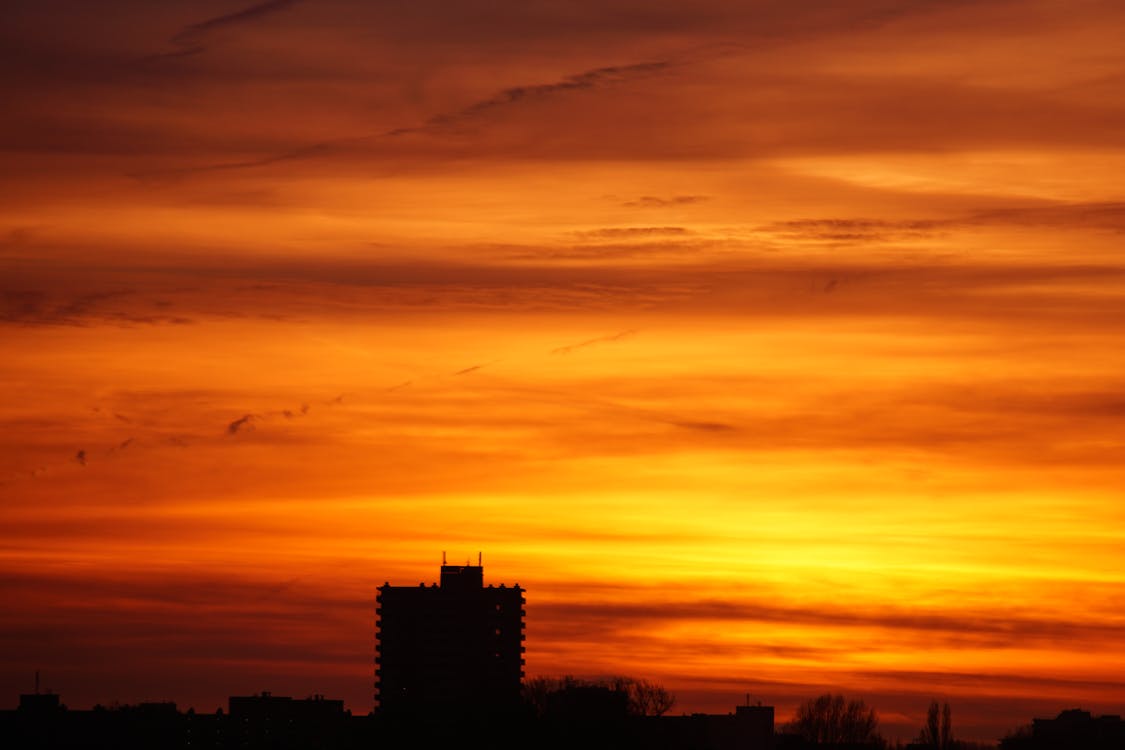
xmin=375 ymin=562 xmax=525 ymax=715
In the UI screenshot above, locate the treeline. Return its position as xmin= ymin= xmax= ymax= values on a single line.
xmin=777 ymin=693 xmax=1124 ymax=750
xmin=523 ymin=675 xmax=676 ymax=717
xmin=523 ymin=682 xmax=995 ymax=749
xmin=779 ymin=694 xmax=991 ymax=749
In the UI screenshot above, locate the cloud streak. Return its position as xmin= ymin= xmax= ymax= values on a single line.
xmin=552 ymin=330 xmax=637 ymax=355
xmin=143 ymin=0 xmax=304 ymax=62
xmin=533 ymin=597 xmax=1125 ymax=652
xmin=133 ymin=58 xmax=673 ymax=178
xmin=623 ymin=196 xmax=710 ymax=208
xmin=172 ymin=0 xmax=303 ymax=46
xmin=386 ymin=61 xmax=671 ymax=138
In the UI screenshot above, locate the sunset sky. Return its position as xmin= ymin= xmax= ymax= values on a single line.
xmin=4 ymin=0 xmax=1125 ymax=741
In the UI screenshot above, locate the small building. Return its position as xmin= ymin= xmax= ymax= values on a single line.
xmin=637 ymin=704 xmax=775 ymax=750
xmin=1031 ymin=708 xmax=1124 ymax=749
xmin=228 ymin=691 xmax=348 ymax=749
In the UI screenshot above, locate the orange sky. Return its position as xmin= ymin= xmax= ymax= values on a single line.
xmin=3 ymin=0 xmax=1125 ymax=741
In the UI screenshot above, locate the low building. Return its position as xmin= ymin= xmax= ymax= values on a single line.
xmin=1031 ymin=708 xmax=1124 ymax=749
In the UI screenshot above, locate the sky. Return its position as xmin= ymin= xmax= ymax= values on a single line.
xmin=3 ymin=0 xmax=1125 ymax=741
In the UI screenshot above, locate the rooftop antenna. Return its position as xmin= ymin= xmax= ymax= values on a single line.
xmin=442 ymin=551 xmax=447 ymax=565
xmin=478 ymin=551 xmax=482 ymax=567
xmin=36 ymin=670 xmax=40 ymax=695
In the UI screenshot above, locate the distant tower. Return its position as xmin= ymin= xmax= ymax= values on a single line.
xmin=375 ymin=558 xmax=526 ymax=715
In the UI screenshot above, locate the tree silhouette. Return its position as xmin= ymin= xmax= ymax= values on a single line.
xmin=998 ymin=723 xmax=1034 ymax=750
xmin=786 ymin=693 xmax=883 ymax=745
xmin=918 ymin=700 xmax=954 ymax=749
xmin=522 ymin=675 xmax=675 ymax=717
xmin=522 ymin=676 xmax=558 ymax=719
xmin=610 ymin=676 xmax=676 ymax=717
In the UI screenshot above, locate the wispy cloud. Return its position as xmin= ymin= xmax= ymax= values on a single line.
xmin=387 ymin=61 xmax=671 ymax=138
xmin=761 ymin=218 xmax=942 ymax=243
xmin=281 ymin=404 xmax=309 ymax=419
xmin=144 ymin=0 xmax=304 ymax=62
xmin=571 ymin=227 xmax=691 ymax=240
xmin=0 ymin=289 xmax=195 ymax=327
xmin=172 ymin=0 xmax=303 ymax=46
xmin=226 ymin=414 xmax=256 ymax=435
xmin=760 ymin=203 xmax=1125 ymax=245
xmin=135 ymin=59 xmax=673 ymax=178
xmin=534 ymin=597 xmax=1125 ymax=651
xmin=966 ymin=201 xmax=1125 ymax=232
xmin=623 ymin=195 xmax=710 ymax=208
xmin=669 ymin=421 xmax=735 ymax=432
xmin=551 ymin=330 xmax=637 ymax=355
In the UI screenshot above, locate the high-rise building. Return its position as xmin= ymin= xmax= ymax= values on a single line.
xmin=375 ymin=560 xmax=525 ymax=715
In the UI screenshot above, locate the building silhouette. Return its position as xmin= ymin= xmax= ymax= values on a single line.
xmin=227 ymin=692 xmax=349 ymax=749
xmin=1029 ymin=709 xmax=1124 ymax=749
xmin=639 ymin=705 xmax=775 ymax=750
xmin=375 ymin=558 xmax=525 ymax=716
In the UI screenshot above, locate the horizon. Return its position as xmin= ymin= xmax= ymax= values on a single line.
xmin=4 ymin=1 xmax=1125 ymax=744
xmin=3 ymin=559 xmax=1119 ymax=742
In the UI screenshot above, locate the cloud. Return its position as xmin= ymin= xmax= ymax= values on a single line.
xmin=136 ymin=58 xmax=673 ymax=178
xmin=965 ymin=201 xmax=1125 ymax=232
xmin=279 ymin=403 xmax=312 ymax=419
xmin=572 ymin=227 xmax=691 ymax=239
xmin=224 ymin=400 xmax=321 ymax=435
xmin=172 ymin=0 xmax=303 ymax=45
xmin=670 ymin=421 xmax=735 ymax=432
xmin=226 ymin=414 xmax=256 ymax=435
xmin=387 ymin=60 xmax=671 ymax=137
xmin=505 ymin=240 xmax=713 ymax=261
xmin=0 ymin=288 xmax=196 ymax=327
xmin=761 ymin=205 xmax=1125 ymax=243
xmin=533 ymin=597 xmax=1125 ymax=651
xmin=143 ymin=0 xmax=304 ymax=62
xmin=0 ymin=290 xmax=128 ymax=326
xmin=551 ymin=330 xmax=637 ymax=355
xmin=10 ymin=248 xmax=1125 ymax=334
xmin=761 ymin=218 xmax=942 ymax=243
xmin=623 ymin=195 xmax=710 ymax=208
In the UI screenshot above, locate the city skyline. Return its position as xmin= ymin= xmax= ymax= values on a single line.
xmin=4 ymin=0 xmax=1125 ymax=742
